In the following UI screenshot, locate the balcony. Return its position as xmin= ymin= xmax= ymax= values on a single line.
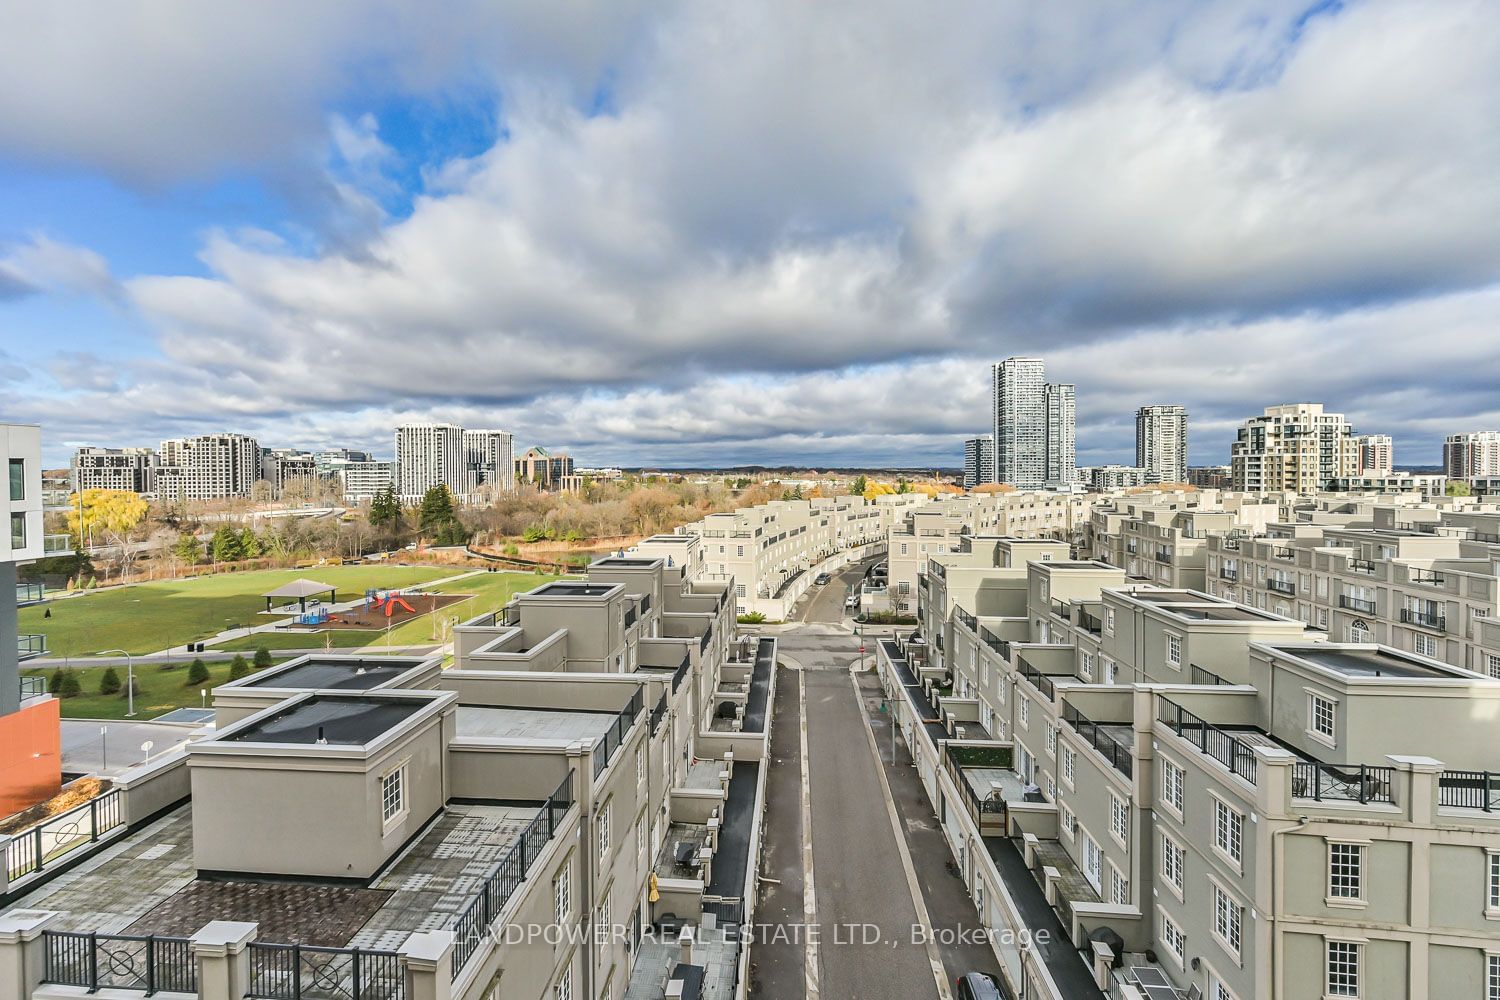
xmin=1339 ymin=595 xmax=1377 ymax=615
xmin=1400 ymin=608 xmax=1446 ymax=632
xmin=1190 ymin=664 xmax=1228 ymax=686
xmin=1077 ymin=610 xmax=1103 ymax=635
xmin=1439 ymin=770 xmax=1500 ymax=812
xmin=1015 ymin=657 xmax=1055 ymax=701
xmin=1154 ymin=548 xmax=1172 ymax=564
xmin=1410 ymin=570 xmax=1446 ymax=587
xmin=591 ymin=690 xmax=645 ymax=781
xmin=1156 ymin=697 xmax=1259 ymax=784
xmin=1347 ymin=558 xmax=1376 ymax=575
xmin=43 ymin=533 xmax=72 ymax=555
xmin=1272 ymin=546 xmax=1295 ymax=561
xmin=1266 ymin=578 xmax=1296 ymax=596
xmin=1291 ymin=762 xmax=1395 ymax=805
xmin=20 ymin=674 xmax=45 ymax=700
xmin=954 ymin=606 xmax=977 ymax=632
xmin=18 ymin=633 xmax=47 ymax=660
xmin=16 ymin=581 xmax=44 ymax=605
xmin=979 ymin=628 xmax=1011 ymax=660
xmin=1218 ymin=567 xmax=1238 ymax=582
xmin=1061 ymin=704 xmax=1133 ymax=778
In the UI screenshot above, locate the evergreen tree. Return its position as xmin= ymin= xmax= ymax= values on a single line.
xmin=369 ymin=484 xmax=401 ymax=529
xmin=187 ymin=658 xmax=210 ymax=685
xmin=418 ymin=485 xmax=457 ymax=530
xmin=229 ymin=654 xmax=250 ymax=680
xmin=48 ymin=667 xmax=67 ymax=694
xmin=253 ymin=646 xmax=274 ymax=669
xmin=210 ymin=525 xmax=243 ymax=563
xmin=238 ymin=527 xmax=263 ymax=558
xmin=851 ymin=475 xmax=867 ymax=497
xmin=59 ymin=670 xmax=82 ymax=698
xmin=99 ymin=666 xmax=122 ymax=695
xmin=174 ymin=532 xmax=203 ymax=565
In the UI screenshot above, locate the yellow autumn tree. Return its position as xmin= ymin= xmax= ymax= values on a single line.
xmin=66 ymin=489 xmax=150 ymax=577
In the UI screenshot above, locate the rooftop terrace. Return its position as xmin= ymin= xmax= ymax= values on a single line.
xmin=455 ymin=705 xmax=620 ymax=743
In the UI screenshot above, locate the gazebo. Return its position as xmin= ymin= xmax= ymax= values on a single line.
xmin=262 ymin=578 xmax=338 ymax=613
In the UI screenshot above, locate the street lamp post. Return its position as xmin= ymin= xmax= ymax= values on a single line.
xmin=96 ymin=648 xmax=135 ymax=718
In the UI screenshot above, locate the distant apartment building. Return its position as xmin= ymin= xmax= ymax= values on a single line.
xmin=1045 ymin=383 xmax=1077 ymax=487
xmin=1231 ymin=403 xmax=1358 ymax=492
xmin=516 ymin=446 xmax=576 ymax=491
xmin=964 ymin=434 xmax=995 ymax=488
xmin=70 ymin=446 xmax=158 ymax=494
xmin=1327 ymin=472 xmax=1446 ymax=498
xmin=992 ymin=357 xmax=1079 ymax=488
xmin=1135 ymin=404 xmax=1188 ymax=484
xmin=336 ymin=460 xmax=394 ymax=502
xmin=395 ymin=422 xmax=466 ymax=502
xmin=886 ymin=521 xmax=1500 ymax=1000
xmin=1355 ymin=433 xmax=1393 ymax=475
xmin=1 ymin=551 xmax=764 ymax=1000
xmin=1187 ymin=465 xmax=1233 ymax=489
xmin=1444 ymin=431 xmax=1500 ymax=482
xmin=258 ymin=449 xmax=318 ymax=497
xmin=155 ymin=433 xmax=261 ymax=501
xmin=463 ymin=429 xmax=515 ymax=496
xmin=1087 ymin=465 xmax=1147 ymax=491
xmin=313 ymin=448 xmax=372 ymax=475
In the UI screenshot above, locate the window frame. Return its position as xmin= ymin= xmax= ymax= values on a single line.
xmin=1326 ymin=840 xmax=1366 ymax=907
xmin=379 ymin=760 xmax=409 ymax=829
xmin=1213 ymin=796 xmax=1244 ymax=868
xmin=1160 ymin=756 xmax=1185 ymax=818
xmin=1325 ymin=939 xmax=1361 ymax=998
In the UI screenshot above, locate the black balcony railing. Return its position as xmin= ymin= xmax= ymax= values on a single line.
xmin=1410 ymin=570 xmax=1446 ymax=586
xmin=1218 ymin=568 xmax=1238 ymax=581
xmin=1438 ymin=770 xmax=1500 ymax=812
xmin=1273 ymin=547 xmax=1295 ymax=560
xmin=671 ymin=652 xmax=691 ymax=693
xmin=978 ymin=628 xmax=1009 ymax=661
xmin=1339 ymin=595 xmax=1377 ymax=614
xmin=650 ymin=691 xmax=668 ymax=735
xmin=625 ymin=605 xmax=637 ymax=629
xmin=943 ymin=746 xmax=1011 ymax=824
xmin=699 ymin=622 xmax=714 ymax=651
xmin=1267 ymin=578 xmax=1295 ymax=596
xmin=1190 ymin=664 xmax=1228 ymax=686
xmin=1050 ymin=600 xmax=1070 ymax=621
xmin=1291 ymin=763 xmax=1394 ymax=804
xmin=1400 ymin=608 xmax=1446 ymax=632
xmin=44 ymin=932 xmax=197 ymax=996
xmin=6 ymin=788 xmax=123 ymax=883
xmin=954 ymin=606 xmax=977 ymax=632
xmin=1156 ymin=698 xmax=1258 ymax=785
xmin=1015 ymin=657 xmax=1055 ymax=701
xmin=1061 ymin=704 xmax=1133 ymax=778
xmin=449 ymin=772 xmax=574 ymax=977
xmin=592 ymin=690 xmax=645 ymax=780
xmin=1078 ymin=610 xmax=1103 ymax=635
xmin=1347 ymin=558 xmax=1376 ymax=575
xmin=247 ymin=942 xmax=404 ymax=1000
xmin=1154 ymin=548 xmax=1172 ymax=564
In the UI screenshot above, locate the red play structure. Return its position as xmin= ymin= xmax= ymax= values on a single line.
xmin=370 ymin=593 xmax=416 ymax=617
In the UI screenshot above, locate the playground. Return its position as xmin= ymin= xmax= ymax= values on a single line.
xmin=284 ymin=589 xmax=474 ymax=631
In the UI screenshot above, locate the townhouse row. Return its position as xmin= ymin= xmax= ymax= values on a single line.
xmin=0 ymin=534 xmax=772 ymax=1000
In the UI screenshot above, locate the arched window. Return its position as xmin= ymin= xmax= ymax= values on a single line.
xmin=1346 ymin=620 xmax=1370 ymax=643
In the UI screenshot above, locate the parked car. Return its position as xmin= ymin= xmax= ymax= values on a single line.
xmin=814 ymin=572 xmax=831 ymax=585
xmin=845 ymin=594 xmax=860 ymax=610
xmin=955 ymin=972 xmax=1010 ymax=1000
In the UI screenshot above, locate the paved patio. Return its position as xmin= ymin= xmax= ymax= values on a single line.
xmin=624 ymin=925 xmax=739 ymax=1000
xmin=455 ymin=706 xmax=618 ymax=743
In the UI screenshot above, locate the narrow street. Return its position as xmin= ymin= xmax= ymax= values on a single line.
xmin=750 ymin=558 xmax=1005 ymax=1000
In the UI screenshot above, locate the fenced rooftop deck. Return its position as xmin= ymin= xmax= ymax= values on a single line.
xmin=624 ymin=925 xmax=739 ymax=1000
xmin=654 ymin=823 xmax=710 ymax=880
xmin=683 ymin=758 xmax=725 ymax=791
xmin=455 ymin=705 xmax=619 ymax=743
xmin=961 ymin=765 xmax=1022 ymax=804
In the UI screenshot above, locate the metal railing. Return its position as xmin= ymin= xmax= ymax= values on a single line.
xmin=6 ymin=788 xmax=124 ymax=882
xmin=1078 ymin=609 xmax=1103 ymax=635
xmin=1347 ymin=558 xmax=1376 ymax=575
xmin=247 ymin=942 xmax=403 ymax=1000
xmin=954 ymin=606 xmax=977 ymax=632
xmin=1015 ymin=658 xmax=1055 ymax=701
xmin=592 ymin=690 xmax=644 ymax=780
xmin=1218 ymin=568 xmax=1238 ymax=581
xmin=671 ymin=652 xmax=691 ymax=693
xmin=43 ymin=931 xmax=197 ymax=995
xmin=1438 ymin=770 xmax=1500 ymax=812
xmin=1291 ymin=763 xmax=1395 ymax=804
xmin=650 ymin=691 xmax=668 ymax=734
xmin=640 ymin=594 xmax=652 ymax=614
xmin=1410 ymin=570 xmax=1446 ymax=586
xmin=1156 ymin=698 xmax=1258 ymax=785
xmin=1267 ymin=578 xmax=1295 ymax=595
xmin=1272 ymin=547 xmax=1295 ymax=560
xmin=700 ymin=622 xmax=714 ymax=652
xmin=18 ymin=633 xmax=47 ymax=658
xmin=979 ymin=628 xmax=1010 ymax=660
xmin=1339 ymin=595 xmax=1377 ymax=614
xmin=625 ymin=605 xmax=637 ymax=629
xmin=19 ymin=674 xmax=46 ymax=700
xmin=1190 ymin=664 xmax=1228 ymax=686
xmin=943 ymin=749 xmax=1009 ymax=823
xmin=929 ymin=560 xmax=947 ymax=579
xmin=1061 ymin=705 xmax=1133 ymax=778
xmin=1400 ymin=608 xmax=1446 ymax=631
xmin=16 ymin=581 xmax=44 ymax=604
xmin=1154 ymin=548 xmax=1172 ymax=564
xmin=449 ymin=772 xmax=574 ymax=977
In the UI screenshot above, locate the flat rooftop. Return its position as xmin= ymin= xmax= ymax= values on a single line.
xmin=456 ymin=705 xmax=618 ymax=743
xmin=1277 ymin=645 xmax=1462 ymax=680
xmin=242 ymin=657 xmax=422 ymax=691
xmin=1163 ymin=606 xmax=1280 ymax=622
xmin=528 ymin=581 xmax=617 ymax=598
xmin=219 ymin=696 xmax=428 ymax=746
xmin=591 ymin=557 xmax=661 ymax=568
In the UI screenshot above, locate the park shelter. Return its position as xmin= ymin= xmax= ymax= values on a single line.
xmin=262 ymin=578 xmax=337 ymax=613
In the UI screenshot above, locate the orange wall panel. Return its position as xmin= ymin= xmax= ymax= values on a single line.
xmin=0 ymin=698 xmax=62 ymax=818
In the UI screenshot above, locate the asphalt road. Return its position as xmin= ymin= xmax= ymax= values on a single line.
xmin=750 ymin=557 xmax=1005 ymax=1000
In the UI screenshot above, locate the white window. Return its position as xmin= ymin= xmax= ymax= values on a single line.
xmin=1213 ymin=882 xmax=1242 ymax=956
xmin=1414 ymin=632 xmax=1436 ymax=658
xmin=1166 ymin=632 xmax=1182 ymax=667
xmin=1160 ymin=910 xmax=1186 ymax=965
xmin=1045 ymin=722 xmax=1057 ymax=756
xmin=1019 ymin=695 xmax=1030 ymax=729
xmin=1161 ymin=758 xmax=1185 ymax=814
xmin=1110 ymin=866 xmax=1129 ymax=905
xmin=1488 ymin=954 xmax=1500 ymax=1000
xmin=1061 ymin=805 xmax=1077 ymax=838
xmin=597 ymin=800 xmax=612 ymax=865
xmin=1161 ymin=833 xmax=1185 ymax=892
xmin=1061 ymin=747 xmax=1076 ymax=785
xmin=1489 ymin=852 xmax=1500 ymax=912
xmin=1309 ymin=692 xmax=1337 ymax=742
xmin=555 ymin=967 xmax=574 ymax=1000
xmin=554 ymin=860 xmax=572 ymax=921
xmin=735 ymin=584 xmax=746 ymax=598
xmin=1211 ymin=975 xmax=1238 ymax=1000
xmin=1080 ymin=652 xmax=1094 ymax=681
xmin=1103 ymin=658 xmax=1117 ymax=685
xmin=1081 ymin=832 xmax=1102 ymax=893
xmin=1109 ymin=792 xmax=1128 ymax=844
xmin=1485 ymin=652 xmax=1500 ymax=680
xmin=636 ymin=746 xmax=646 ymax=787
xmin=1326 ymin=940 xmax=1360 ymax=997
xmin=1214 ymin=799 xmax=1243 ymax=865
xmin=1106 ymin=608 xmax=1116 ymax=632
xmin=380 ymin=764 xmax=407 ymax=825
xmin=1046 ymin=774 xmax=1056 ymax=801
xmin=1328 ymin=842 xmax=1363 ymax=901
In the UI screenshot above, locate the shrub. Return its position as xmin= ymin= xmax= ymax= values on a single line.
xmin=737 ymin=612 xmax=767 ymax=624
xmin=59 ymin=671 xmax=82 ymax=698
xmin=186 ymin=658 xmax=210 ymax=685
xmin=228 ymin=654 xmax=250 ymax=680
xmin=253 ymin=646 xmax=273 ymax=669
xmin=48 ymin=667 xmax=67 ymax=694
xmin=98 ymin=667 xmax=122 ymax=695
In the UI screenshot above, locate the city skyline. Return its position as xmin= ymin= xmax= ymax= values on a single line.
xmin=2 ymin=3 xmax=1499 ymax=468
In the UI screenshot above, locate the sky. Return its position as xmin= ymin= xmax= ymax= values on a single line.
xmin=1 ymin=0 xmax=1498 ymax=470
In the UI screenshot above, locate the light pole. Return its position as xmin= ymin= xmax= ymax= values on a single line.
xmin=96 ymin=648 xmax=135 ymax=718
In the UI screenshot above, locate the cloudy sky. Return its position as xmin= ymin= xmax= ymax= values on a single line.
xmin=1 ymin=0 xmax=1498 ymax=469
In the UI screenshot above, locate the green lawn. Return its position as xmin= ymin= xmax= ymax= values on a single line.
xmin=21 ymin=566 xmax=453 ymax=656
xmin=215 ymin=570 xmax=563 ymax=653
xmin=21 ymin=657 xmax=287 ymax=720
